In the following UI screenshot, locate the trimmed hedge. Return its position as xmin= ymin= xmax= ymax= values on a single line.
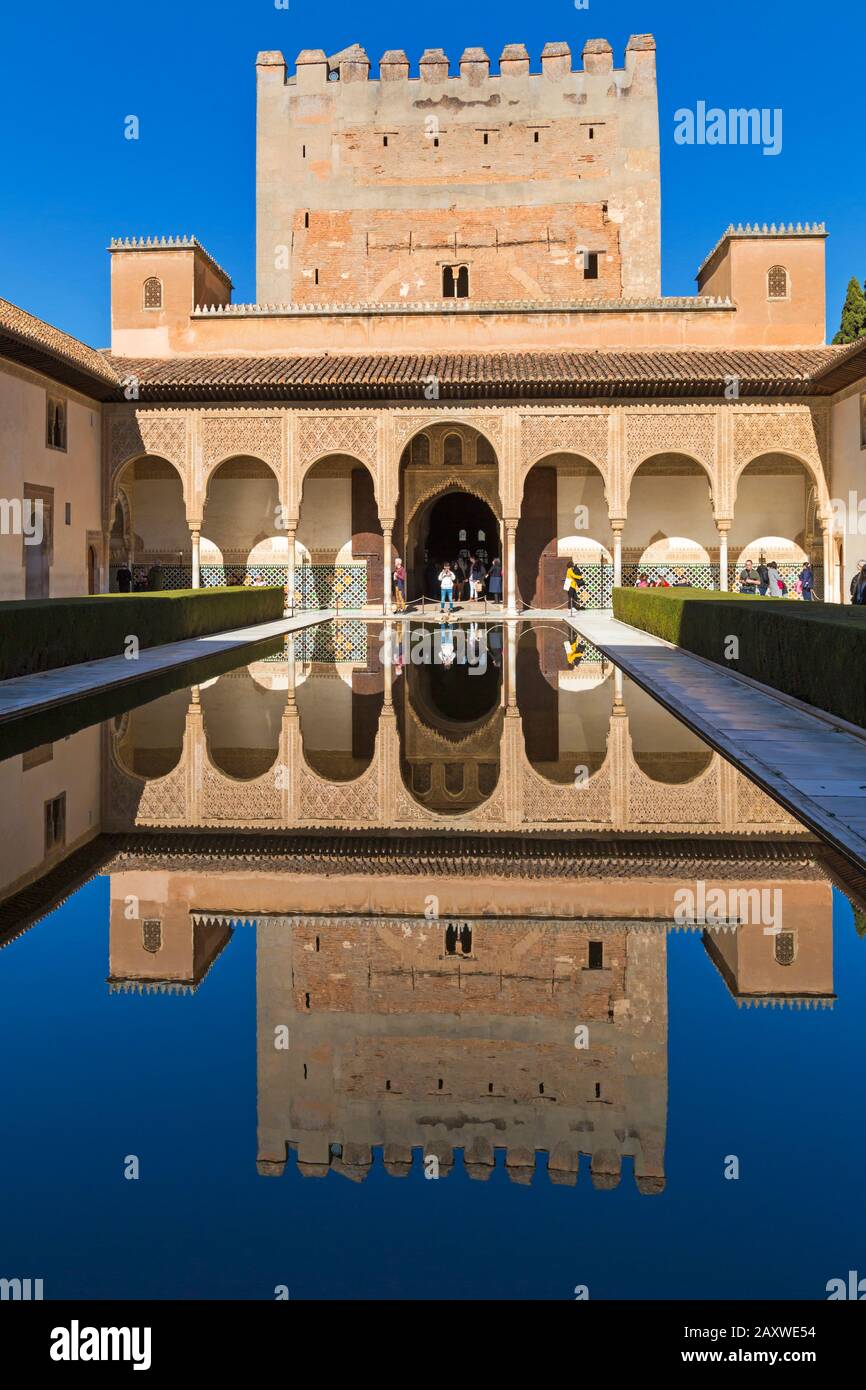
xmin=0 ymin=587 xmax=285 ymax=681
xmin=612 ymin=586 xmax=866 ymax=729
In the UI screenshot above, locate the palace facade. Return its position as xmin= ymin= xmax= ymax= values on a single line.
xmin=2 ymin=34 xmax=866 ymax=606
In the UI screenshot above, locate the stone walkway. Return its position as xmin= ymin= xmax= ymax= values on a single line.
xmin=0 ymin=610 xmax=333 ymax=725
xmin=570 ymin=610 xmax=866 ymax=872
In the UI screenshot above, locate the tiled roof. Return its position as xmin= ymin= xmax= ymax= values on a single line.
xmin=107 ymin=347 xmax=841 ymax=400
xmin=0 ymin=296 xmax=121 ymax=396
xmin=809 ymin=335 xmax=866 ymax=392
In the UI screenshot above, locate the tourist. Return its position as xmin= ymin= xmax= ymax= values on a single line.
xmin=438 ymin=561 xmax=455 ymax=613
xmin=854 ymin=564 xmax=866 ymax=605
xmin=392 ymin=556 xmax=407 ymax=612
xmin=438 ymin=620 xmax=456 ymax=666
xmin=757 ymin=559 xmax=770 ymax=596
xmin=635 ymin=572 xmax=649 ymax=588
xmin=469 ymin=556 xmax=486 ymax=601
xmin=798 ymin=560 xmax=815 ymax=601
xmin=453 ymin=558 xmax=466 ymax=603
xmin=565 ymin=559 xmax=586 ymax=612
xmin=850 ymin=561 xmax=865 ymax=604
xmin=116 ymin=565 xmax=132 ymax=593
xmin=487 ymin=558 xmax=503 ymax=604
xmin=738 ymin=560 xmax=759 ymax=595
xmin=766 ymin=560 xmax=783 ymax=597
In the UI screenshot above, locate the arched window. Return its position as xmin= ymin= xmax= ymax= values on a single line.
xmin=142 ymin=919 xmax=162 ymax=953
xmin=143 ymin=276 xmax=163 ymax=310
xmin=767 ymin=265 xmax=788 ymax=300
xmin=443 ymin=434 xmax=463 ymax=468
xmin=774 ymin=931 xmax=796 ymax=966
xmin=442 ymin=264 xmax=469 ymax=298
xmin=410 ymin=433 xmax=430 ymax=467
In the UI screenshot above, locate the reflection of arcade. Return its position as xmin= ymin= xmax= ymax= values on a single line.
xmin=396 ymin=621 xmax=503 ymax=814
xmin=97 ymin=841 xmax=835 ymax=1189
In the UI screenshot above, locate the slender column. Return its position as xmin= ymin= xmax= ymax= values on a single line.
xmin=286 ymin=635 xmax=297 ymax=713
xmin=505 ymin=623 xmax=517 ymax=709
xmin=504 ymin=520 xmax=518 ymax=613
xmin=382 ymin=522 xmax=393 ymax=614
xmin=286 ymin=526 xmax=296 ymax=615
xmin=611 ymin=520 xmax=624 ymax=590
xmin=716 ymin=521 xmax=730 ymax=592
xmin=383 ymin=621 xmax=393 ymax=708
xmin=821 ymin=522 xmax=833 ymax=602
xmin=190 ymin=527 xmax=201 ymax=589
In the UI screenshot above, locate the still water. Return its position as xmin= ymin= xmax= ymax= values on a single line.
xmin=0 ymin=620 xmax=862 ymax=1300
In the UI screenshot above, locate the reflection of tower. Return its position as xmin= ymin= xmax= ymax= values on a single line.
xmin=256 ymin=916 xmax=668 ymax=1192
xmin=107 ymin=872 xmax=232 ymax=995
xmin=701 ymin=900 xmax=835 ymax=1008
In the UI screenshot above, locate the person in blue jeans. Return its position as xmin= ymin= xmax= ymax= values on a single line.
xmin=438 ymin=562 xmax=455 ymax=613
xmin=798 ymin=562 xmax=815 ymax=601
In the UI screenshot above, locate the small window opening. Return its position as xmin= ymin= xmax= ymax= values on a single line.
xmin=304 ymin=992 xmax=310 ymax=1009
xmin=383 ymin=135 xmax=388 ymax=147
xmin=437 ymin=1078 xmax=444 ymax=1091
xmin=142 ymin=919 xmax=162 ymax=953
xmin=460 ymin=923 xmax=472 ymax=956
xmin=538 ymin=1082 xmax=545 ymax=1095
xmin=303 ymin=1063 xmax=308 ymax=1079
xmin=44 ymin=793 xmax=66 ymax=853
xmin=443 ymin=264 xmax=469 ymax=298
xmin=534 ymin=130 xmax=539 ymax=143
xmin=314 ymin=268 xmax=319 ymax=286
xmin=588 ymin=126 xmax=595 ymax=139
xmin=385 ymin=1079 xmax=391 ymax=1091
xmin=583 ymin=252 xmax=599 ymax=281
xmin=488 ymin=1082 xmax=493 ymax=1093
xmin=588 ymin=940 xmax=604 ymax=970
xmin=445 ymin=923 xmax=458 ymax=955
xmin=304 ymin=211 xmax=309 ymax=228
xmin=433 ymin=136 xmax=439 ymax=148
xmin=767 ymin=265 xmax=788 ymax=300
xmin=483 ymin=132 xmax=488 ymax=145
xmin=595 ymin=1082 xmax=601 ymax=1099
xmin=315 ymin=935 xmax=320 ymax=952
xmin=64 ymin=502 xmax=71 ymax=525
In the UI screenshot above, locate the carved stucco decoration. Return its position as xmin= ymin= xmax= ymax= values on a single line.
xmin=392 ymin=410 xmax=504 ymax=458
xmin=624 ymin=410 xmax=717 ymax=497
xmin=732 ymin=408 xmax=829 ymax=497
xmin=200 ymin=413 xmax=282 ymax=484
xmin=520 ymin=760 xmax=613 ymax=826
xmin=520 ymin=413 xmax=610 ymax=480
xmin=404 ymin=471 xmax=502 ymax=525
xmin=734 ymin=770 xmax=800 ymax=830
xmin=296 ymin=414 xmax=378 ymax=473
xmin=197 ymin=764 xmax=282 ymax=824
xmin=297 ymin=760 xmax=381 ymax=823
xmin=108 ymin=411 xmax=189 ymax=495
xmin=627 ymin=759 xmax=722 ymax=829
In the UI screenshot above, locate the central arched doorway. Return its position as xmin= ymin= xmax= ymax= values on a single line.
xmin=409 ymin=490 xmax=500 ymax=601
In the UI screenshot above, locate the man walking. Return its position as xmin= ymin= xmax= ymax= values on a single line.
xmin=798 ymin=560 xmax=815 ymax=602
xmin=738 ymin=560 xmax=759 ymax=595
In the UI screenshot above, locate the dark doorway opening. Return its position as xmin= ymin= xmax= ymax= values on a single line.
xmin=411 ymin=491 xmax=500 ymax=601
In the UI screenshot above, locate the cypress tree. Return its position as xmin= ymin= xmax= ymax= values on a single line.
xmin=832 ymin=276 xmax=866 ymax=343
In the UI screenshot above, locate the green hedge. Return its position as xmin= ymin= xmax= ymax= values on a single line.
xmin=612 ymin=586 xmax=866 ymax=729
xmin=0 ymin=587 xmax=285 ymax=681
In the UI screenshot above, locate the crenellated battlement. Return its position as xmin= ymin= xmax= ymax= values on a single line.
xmin=256 ymin=35 xmax=656 ymax=87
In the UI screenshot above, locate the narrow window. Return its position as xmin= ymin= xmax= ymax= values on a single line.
xmin=438 ymin=1079 xmax=443 ymax=1091
xmin=488 ymin=1082 xmax=493 ymax=1093
xmin=314 ymin=268 xmax=319 ymax=286
xmin=304 ymin=992 xmax=310 ymax=1009
xmin=385 ymin=1079 xmax=391 ymax=1091
xmin=460 ymin=923 xmax=472 ymax=955
xmin=142 ymin=919 xmax=162 ymax=953
xmin=583 ymin=252 xmax=599 ymax=281
xmin=767 ymin=265 xmax=788 ymax=299
xmin=534 ymin=130 xmax=539 ymax=143
xmin=456 ymin=265 xmax=469 ymax=298
xmin=315 ymin=935 xmax=320 ymax=952
xmin=444 ymin=923 xmax=457 ymax=955
xmin=443 ymin=265 xmax=456 ymax=297
xmin=433 ymin=136 xmax=439 ymax=148
xmin=143 ymin=276 xmax=163 ymax=310
xmin=44 ymin=793 xmax=66 ymax=853
xmin=64 ymin=502 xmax=71 ymax=525
xmin=588 ymin=940 xmax=604 ymax=970
xmin=482 ymin=132 xmax=488 ymax=145
xmin=302 ymin=144 xmax=306 ymax=158
xmin=303 ymin=1063 xmax=308 ymax=1079
xmin=46 ymin=396 xmax=67 ymax=451
xmin=304 ymin=211 xmax=309 ymax=228
xmin=538 ymin=1082 xmax=545 ymax=1095
xmin=595 ymin=1082 xmax=601 ymax=1099
xmin=383 ymin=134 xmax=388 ymax=147
xmin=588 ymin=126 xmax=595 ymax=140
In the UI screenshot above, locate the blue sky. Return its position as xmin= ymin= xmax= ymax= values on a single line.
xmin=0 ymin=0 xmax=860 ymax=347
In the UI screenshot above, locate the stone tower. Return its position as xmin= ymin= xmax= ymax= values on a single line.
xmin=255 ymin=37 xmax=660 ymax=306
